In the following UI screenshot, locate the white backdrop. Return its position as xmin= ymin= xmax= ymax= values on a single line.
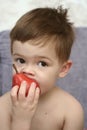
xmin=0 ymin=0 xmax=87 ymax=31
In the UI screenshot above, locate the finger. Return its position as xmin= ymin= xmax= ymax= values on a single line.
xmin=33 ymin=87 xmax=40 ymax=105
xmin=18 ymin=81 xmax=27 ymax=101
xmin=10 ymin=85 xmax=19 ymax=104
xmin=27 ymin=82 xmax=36 ymax=103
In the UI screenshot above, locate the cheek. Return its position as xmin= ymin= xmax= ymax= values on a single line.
xmin=13 ymin=68 xmax=16 ymax=75
xmin=13 ymin=62 xmax=24 ymax=73
xmin=39 ymin=72 xmax=58 ymax=94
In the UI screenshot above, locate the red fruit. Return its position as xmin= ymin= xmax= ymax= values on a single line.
xmin=12 ymin=73 xmax=40 ymax=96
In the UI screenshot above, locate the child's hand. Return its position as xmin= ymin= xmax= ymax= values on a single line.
xmin=10 ymin=81 xmax=40 ymax=128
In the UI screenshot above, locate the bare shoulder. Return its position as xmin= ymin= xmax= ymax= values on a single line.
xmin=0 ymin=91 xmax=11 ymax=106
xmin=0 ymin=92 xmax=11 ymax=130
xmin=56 ymin=87 xmax=84 ymax=130
xmin=0 ymin=91 xmax=12 ymax=114
xmin=0 ymin=91 xmax=11 ymax=114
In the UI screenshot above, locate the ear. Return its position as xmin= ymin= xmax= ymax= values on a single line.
xmin=59 ymin=60 xmax=72 ymax=78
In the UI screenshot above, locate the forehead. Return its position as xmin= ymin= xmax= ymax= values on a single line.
xmin=12 ymin=34 xmax=59 ymax=53
xmin=12 ymin=39 xmax=57 ymax=60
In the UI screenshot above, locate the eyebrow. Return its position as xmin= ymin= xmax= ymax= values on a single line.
xmin=13 ymin=53 xmax=52 ymax=62
xmin=13 ymin=53 xmax=25 ymax=58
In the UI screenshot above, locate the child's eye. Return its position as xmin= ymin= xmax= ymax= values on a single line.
xmin=16 ymin=58 xmax=25 ymax=64
xmin=38 ymin=61 xmax=48 ymax=67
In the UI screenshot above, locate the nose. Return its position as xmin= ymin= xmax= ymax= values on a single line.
xmin=21 ymin=65 xmax=35 ymax=77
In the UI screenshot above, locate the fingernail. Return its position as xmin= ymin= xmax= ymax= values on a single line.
xmin=32 ymin=82 xmax=36 ymax=86
xmin=22 ymin=80 xmax=27 ymax=85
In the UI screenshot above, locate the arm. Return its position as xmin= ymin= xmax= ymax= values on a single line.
xmin=63 ymin=101 xmax=84 ymax=130
xmin=11 ymin=81 xmax=40 ymax=130
xmin=0 ymin=93 xmax=11 ymax=130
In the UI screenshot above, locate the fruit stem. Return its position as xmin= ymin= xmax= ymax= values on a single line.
xmin=13 ymin=64 xmax=18 ymax=73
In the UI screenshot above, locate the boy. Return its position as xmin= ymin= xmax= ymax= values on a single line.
xmin=0 ymin=6 xmax=84 ymax=130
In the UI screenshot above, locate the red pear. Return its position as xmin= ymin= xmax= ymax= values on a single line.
xmin=12 ymin=64 xmax=40 ymax=96
xmin=12 ymin=73 xmax=40 ymax=96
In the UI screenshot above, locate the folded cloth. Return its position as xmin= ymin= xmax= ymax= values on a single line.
xmin=0 ymin=30 xmax=12 ymax=95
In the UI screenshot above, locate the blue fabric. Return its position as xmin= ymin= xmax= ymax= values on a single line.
xmin=0 ymin=30 xmax=12 ymax=95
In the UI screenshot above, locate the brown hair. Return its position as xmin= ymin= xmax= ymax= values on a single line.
xmin=10 ymin=6 xmax=75 ymax=63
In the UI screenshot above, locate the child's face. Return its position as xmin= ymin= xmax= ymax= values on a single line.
xmin=12 ymin=40 xmax=63 ymax=95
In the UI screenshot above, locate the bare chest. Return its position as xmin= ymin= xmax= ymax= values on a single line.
xmin=30 ymin=108 xmax=64 ymax=130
